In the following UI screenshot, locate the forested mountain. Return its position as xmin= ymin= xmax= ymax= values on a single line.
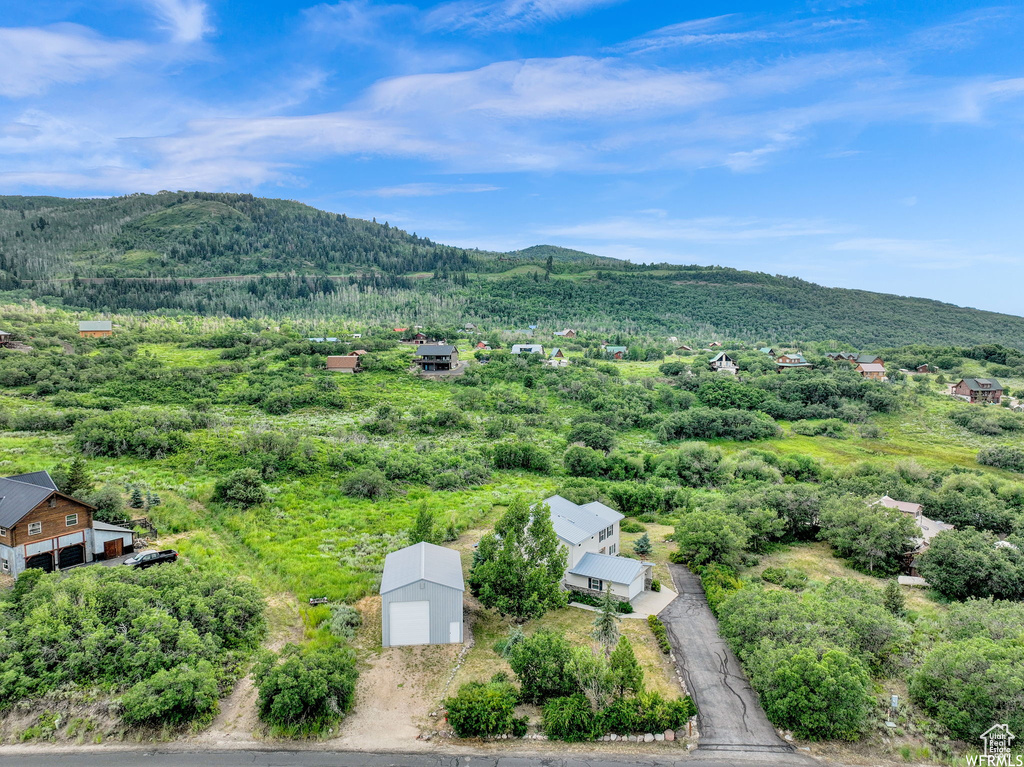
xmin=1 ymin=191 xmax=1023 ymax=348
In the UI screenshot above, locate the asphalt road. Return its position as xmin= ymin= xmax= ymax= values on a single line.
xmin=660 ymin=564 xmax=791 ymax=754
xmin=0 ymin=750 xmax=820 ymax=767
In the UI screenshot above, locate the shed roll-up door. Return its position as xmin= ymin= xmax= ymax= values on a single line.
xmin=389 ymin=600 xmax=430 ymax=646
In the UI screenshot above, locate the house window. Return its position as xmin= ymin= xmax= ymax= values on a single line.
xmin=65 ymin=514 xmax=78 ymax=527
xmin=0 ymin=527 xmax=7 ymax=537
xmin=588 ymin=578 xmax=603 ymax=591
xmin=28 ymin=522 xmax=42 ymax=536
xmin=599 ymin=529 xmax=606 ymax=542
xmin=1 ymin=558 xmax=8 ymax=572
xmin=605 ymin=525 xmax=614 ymax=538
xmin=609 ymin=544 xmax=617 ymax=555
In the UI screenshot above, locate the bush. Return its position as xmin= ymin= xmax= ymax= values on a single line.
xmin=619 ymin=519 xmax=645 ymax=534
xmin=563 ymin=445 xmax=607 ymax=478
xmin=444 ymin=681 xmax=523 ymax=738
xmin=567 ymin=422 xmax=616 ymax=452
xmin=675 ymin=511 xmax=750 ymax=568
xmin=565 ymin=589 xmax=633 ymax=613
xmin=601 ymin=692 xmax=696 ymax=735
xmin=647 ymin=615 xmax=671 ymax=654
xmin=543 ymin=695 xmax=599 ymax=742
xmin=657 ymin=408 xmax=779 ymax=442
xmin=120 ymin=661 xmax=220 ymax=727
xmin=492 ymin=441 xmax=552 ymax=473
xmin=73 ymin=411 xmax=193 ymax=458
xmin=792 ymin=419 xmax=848 ymax=439
xmin=212 ymin=468 xmax=267 ymax=507
xmin=508 ymin=631 xmax=578 ymax=703
xmin=650 ymin=579 xmax=661 ymax=592
xmin=342 ymin=467 xmax=391 ymax=499
xmin=328 ymin=604 xmax=362 ymax=641
xmin=697 ymin=563 xmax=743 ymax=615
xmin=978 ymin=444 xmax=1024 ymax=473
xmin=254 ymin=645 xmax=358 ymax=734
xmin=754 ymin=647 xmax=872 ymax=741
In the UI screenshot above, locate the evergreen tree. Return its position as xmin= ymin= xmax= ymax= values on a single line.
xmin=408 ymin=505 xmax=436 ymax=545
xmin=63 ymin=457 xmax=90 ymax=497
xmin=883 ymin=580 xmax=906 ymax=617
xmin=633 ymin=532 xmax=653 ymax=559
xmin=129 ymin=487 xmax=145 ymax=509
xmin=593 ymin=585 xmax=621 ymax=657
xmin=608 ymin=636 xmax=644 ymax=697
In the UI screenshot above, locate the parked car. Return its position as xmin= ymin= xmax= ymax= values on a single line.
xmin=123 ymin=549 xmax=178 ymax=569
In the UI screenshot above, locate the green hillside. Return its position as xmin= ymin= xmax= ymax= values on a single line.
xmin=2 ymin=191 xmax=1023 ymax=348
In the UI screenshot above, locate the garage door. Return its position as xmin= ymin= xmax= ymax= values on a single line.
xmin=389 ymin=600 xmax=430 ymax=646
xmin=25 ymin=552 xmax=54 ymax=573
xmin=59 ymin=544 xmax=85 ymax=569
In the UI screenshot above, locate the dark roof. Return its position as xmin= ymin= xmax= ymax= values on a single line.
xmin=960 ymin=377 xmax=1003 ymax=391
xmin=0 ymin=472 xmax=58 ymax=529
xmin=416 ymin=344 xmax=456 ymax=356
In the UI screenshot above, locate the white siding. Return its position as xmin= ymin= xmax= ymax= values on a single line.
xmin=564 ymin=571 xmax=632 ymax=600
xmin=388 ymin=601 xmax=431 ymax=646
xmin=558 ymin=522 xmax=619 ymax=569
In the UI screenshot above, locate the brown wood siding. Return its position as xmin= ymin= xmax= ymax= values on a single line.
xmin=10 ymin=495 xmax=93 ymax=547
xmin=79 ymin=330 xmax=112 ymax=337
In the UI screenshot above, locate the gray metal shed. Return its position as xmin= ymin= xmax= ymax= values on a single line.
xmin=380 ymin=542 xmax=465 ymax=647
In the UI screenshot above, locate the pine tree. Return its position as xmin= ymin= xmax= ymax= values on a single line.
xmin=129 ymin=487 xmax=145 ymax=509
xmin=883 ymin=579 xmax=906 ymax=617
xmin=633 ymin=532 xmax=653 ymax=559
xmin=408 ymin=505 xmax=436 ymax=545
xmin=593 ymin=584 xmax=621 ymax=657
xmin=64 ymin=457 xmax=90 ymax=497
xmin=608 ymin=636 xmax=644 ymax=697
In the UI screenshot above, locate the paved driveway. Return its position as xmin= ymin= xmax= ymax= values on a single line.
xmin=660 ymin=563 xmax=793 ymax=754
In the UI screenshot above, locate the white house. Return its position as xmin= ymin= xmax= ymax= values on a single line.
xmin=512 ymin=344 xmax=544 ymax=355
xmin=542 ymin=495 xmax=652 ymax=602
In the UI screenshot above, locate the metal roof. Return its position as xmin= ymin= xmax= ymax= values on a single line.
xmin=380 ymin=542 xmax=465 ymax=594
xmin=416 ymin=344 xmax=456 ymax=356
xmin=960 ymin=377 xmax=1003 ymax=391
xmin=876 ymin=495 xmax=922 ymax=514
xmin=0 ymin=472 xmax=57 ymax=529
xmin=543 ymin=495 xmax=623 ymax=545
xmin=512 ymin=344 xmax=543 ymax=354
xmin=857 ymin=363 xmax=886 ymax=372
xmin=568 ymin=552 xmax=647 ymax=584
xmin=78 ymin=321 xmax=112 ymax=331
xmin=93 ymin=520 xmax=134 ymax=533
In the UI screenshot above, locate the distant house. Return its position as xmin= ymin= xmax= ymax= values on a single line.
xmin=351 ymin=333 xmax=362 ymax=339
xmin=952 ymin=378 xmax=1003 ymax=404
xmin=465 ymin=323 xmax=476 ymax=331
xmin=708 ymin=341 xmax=722 ymax=348
xmin=758 ymin=347 xmax=777 ymax=357
xmin=549 ymin=348 xmax=565 ymax=359
xmin=0 ymin=330 xmax=10 ymax=347
xmin=916 ymin=364 xmax=931 ymax=374
xmin=828 ymin=352 xmax=884 ymax=366
xmin=409 ymin=332 xmax=430 ymax=345
xmin=676 ymin=345 xmax=693 ymax=352
xmin=605 ymin=345 xmax=628 ymax=360
xmin=78 ymin=320 xmax=112 ymax=338
xmin=776 ymin=352 xmax=813 ymax=371
xmin=543 ymin=495 xmax=652 ymax=602
xmin=667 ymin=336 xmax=678 ymax=343
xmin=554 ymin=329 xmax=577 ymax=338
xmin=511 ymin=344 xmax=544 ymax=355
xmin=415 ymin=344 xmax=459 ymax=372
xmin=856 ymin=362 xmax=887 ymax=380
xmin=348 ymin=349 xmax=369 ymax=356
xmin=380 ymin=542 xmax=464 ymax=647
xmin=710 ymin=351 xmax=738 ymax=374
xmin=0 ymin=471 xmax=135 ymax=578
xmin=307 ymin=337 xmax=340 ymax=343
xmin=327 ymin=355 xmax=361 ymax=373
xmin=393 ymin=327 xmax=408 ymax=333
xmin=873 ymin=495 xmax=954 ymax=574
xmin=475 ymin=341 xmax=491 ymax=350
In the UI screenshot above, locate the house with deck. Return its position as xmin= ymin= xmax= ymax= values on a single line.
xmin=710 ymin=351 xmax=738 ymax=374
xmin=511 ymin=344 xmax=544 ymax=355
xmin=543 ymin=495 xmax=652 ymax=602
xmin=415 ymin=344 xmax=459 ymax=372
xmin=856 ymin=362 xmax=887 ymax=380
xmin=952 ymin=378 xmax=1003 ymax=404
xmin=775 ymin=352 xmax=812 ymax=371
xmin=0 ymin=471 xmax=134 ymax=577
xmin=0 ymin=330 xmax=10 ymax=347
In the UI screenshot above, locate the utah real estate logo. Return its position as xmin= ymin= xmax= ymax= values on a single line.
xmin=968 ymin=724 xmax=1020 ymax=766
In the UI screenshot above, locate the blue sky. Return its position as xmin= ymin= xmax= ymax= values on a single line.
xmin=2 ymin=1 xmax=1023 ymax=315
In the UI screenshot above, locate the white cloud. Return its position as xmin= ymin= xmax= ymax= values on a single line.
xmin=831 ymin=237 xmax=1018 ymax=269
xmin=303 ymin=1 xmax=413 ymax=43
xmin=143 ymin=0 xmax=212 ymax=44
xmin=543 ymin=214 xmax=846 ymax=245
xmin=352 ymin=182 xmax=502 ymax=197
xmin=0 ymin=24 xmax=145 ymax=98
xmin=425 ymin=0 xmax=623 ymax=32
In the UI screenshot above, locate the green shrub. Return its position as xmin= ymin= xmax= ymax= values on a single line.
xmin=328 ymin=604 xmax=362 ymax=641
xmin=212 ymin=468 xmax=267 ymax=507
xmin=120 ymin=661 xmax=220 ymax=727
xmin=444 ymin=681 xmax=522 ymax=737
xmin=254 ymin=644 xmax=358 ymax=734
xmin=650 ymin=579 xmax=661 ymax=592
xmin=508 ymin=631 xmax=578 ymax=704
xmin=761 ymin=567 xmax=787 ymax=585
xmin=697 ymin=563 xmax=743 ymax=615
xmin=543 ymin=694 xmax=599 ymax=742
xmin=647 ymin=615 xmax=671 ymax=654
xmin=619 ymin=519 xmax=646 ymax=534
xmin=978 ymin=444 xmax=1024 ymax=473
xmin=601 ymin=692 xmax=696 ymax=734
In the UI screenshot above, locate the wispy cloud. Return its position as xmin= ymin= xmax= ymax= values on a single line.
xmin=303 ymin=0 xmax=414 ymax=44
xmin=831 ymin=237 xmax=1018 ymax=269
xmin=142 ymin=0 xmax=212 ymax=44
xmin=351 ymin=182 xmax=502 ymax=197
xmin=0 ymin=24 xmax=145 ymax=98
xmin=543 ymin=214 xmax=846 ymax=245
xmin=425 ymin=0 xmax=623 ymax=33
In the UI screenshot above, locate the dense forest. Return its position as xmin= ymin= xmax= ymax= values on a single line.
xmin=2 ymin=192 xmax=1024 ymax=347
